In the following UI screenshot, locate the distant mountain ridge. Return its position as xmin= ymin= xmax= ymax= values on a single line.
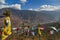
xmin=0 ymin=8 xmax=60 ymax=27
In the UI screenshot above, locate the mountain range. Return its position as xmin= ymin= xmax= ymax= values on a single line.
xmin=0 ymin=8 xmax=60 ymax=27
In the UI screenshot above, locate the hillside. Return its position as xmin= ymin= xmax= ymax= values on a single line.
xmin=0 ymin=8 xmax=60 ymax=27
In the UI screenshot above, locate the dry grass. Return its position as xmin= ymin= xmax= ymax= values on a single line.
xmin=5 ymin=32 xmax=60 ymax=40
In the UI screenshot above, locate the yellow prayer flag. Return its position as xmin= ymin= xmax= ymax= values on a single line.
xmin=2 ymin=17 xmax=12 ymax=40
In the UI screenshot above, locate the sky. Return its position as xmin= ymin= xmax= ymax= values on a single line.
xmin=0 ymin=0 xmax=60 ymax=11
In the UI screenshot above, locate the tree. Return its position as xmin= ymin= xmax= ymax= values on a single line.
xmin=37 ymin=24 xmax=41 ymax=27
xmin=3 ymin=9 xmax=11 ymax=17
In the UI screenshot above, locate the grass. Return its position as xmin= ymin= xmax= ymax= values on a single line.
xmin=5 ymin=32 xmax=60 ymax=40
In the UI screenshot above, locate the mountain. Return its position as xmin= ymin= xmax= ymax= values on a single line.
xmin=0 ymin=8 xmax=60 ymax=27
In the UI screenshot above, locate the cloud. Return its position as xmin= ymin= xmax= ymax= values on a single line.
xmin=0 ymin=0 xmax=21 ymax=10
xmin=0 ymin=4 xmax=21 ymax=10
xmin=40 ymin=5 xmax=60 ymax=11
xmin=0 ymin=0 xmax=5 ymax=4
xmin=28 ymin=8 xmax=33 ymax=10
xmin=20 ymin=0 xmax=27 ymax=3
xmin=10 ymin=4 xmax=21 ymax=10
xmin=28 ymin=5 xmax=60 ymax=11
xmin=28 ymin=8 xmax=39 ymax=11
